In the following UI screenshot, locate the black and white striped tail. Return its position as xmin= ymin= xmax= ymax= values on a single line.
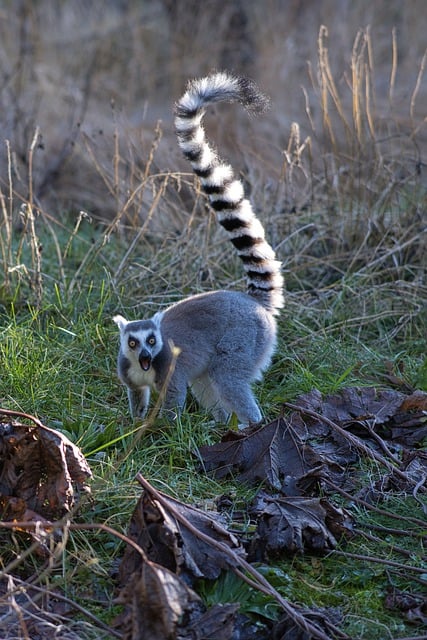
xmin=174 ymin=72 xmax=284 ymax=315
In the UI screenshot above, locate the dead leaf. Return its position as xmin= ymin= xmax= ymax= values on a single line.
xmin=117 ymin=477 xmax=352 ymax=640
xmin=119 ymin=485 xmax=246 ymax=586
xmin=292 ymin=387 xmax=427 ymax=448
xmin=184 ymin=603 xmax=240 ymax=640
xmin=198 ymin=418 xmax=330 ymax=491
xmin=388 ymin=390 xmax=427 ymax=446
xmin=114 ymin=560 xmax=203 ymax=640
xmin=0 ymin=411 xmax=92 ymax=520
xmin=294 ymin=387 xmax=405 ymax=426
xmin=399 ymin=390 xmax=427 ymax=413
xmin=285 ymin=386 xmax=427 ymax=496
xmin=272 ymin=606 xmax=346 ymax=640
xmin=385 ymin=586 xmax=427 ymax=625
xmin=115 ymin=560 xmax=242 ymax=640
xmin=248 ymin=492 xmax=353 ymax=560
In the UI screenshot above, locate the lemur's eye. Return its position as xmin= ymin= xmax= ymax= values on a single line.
xmin=147 ymin=335 xmax=156 ymax=346
xmin=128 ymin=337 xmax=138 ymax=349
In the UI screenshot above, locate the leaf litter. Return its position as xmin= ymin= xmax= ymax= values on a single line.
xmin=114 ymin=387 xmax=426 ymax=639
xmin=114 ymin=473 xmax=347 ymax=640
xmin=0 ymin=408 xmax=91 ymax=522
xmin=247 ymin=491 xmax=353 ymax=561
xmin=0 ymin=408 xmax=95 ymax=639
xmin=1 ymin=386 xmax=426 ymax=639
xmin=199 ymin=386 xmax=427 ymax=495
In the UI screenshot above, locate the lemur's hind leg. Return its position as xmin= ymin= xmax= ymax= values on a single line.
xmin=191 ymin=374 xmax=230 ymax=422
xmin=208 ymin=372 xmax=262 ymax=426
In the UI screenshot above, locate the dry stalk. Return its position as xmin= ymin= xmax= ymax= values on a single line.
xmin=9 ymin=128 xmax=45 ymax=308
xmin=324 ymin=481 xmax=426 ymax=529
xmin=0 ymin=188 xmax=10 ymax=290
xmin=63 ymin=210 xmax=91 ymax=260
xmin=349 ymin=28 xmax=377 ymax=151
xmin=355 ymin=529 xmax=427 ymax=561
xmin=0 ymin=141 xmax=14 ymax=290
xmin=331 ymin=550 xmax=427 ymax=577
xmin=351 ymin=30 xmax=365 ymax=145
xmin=1 ymin=571 xmax=121 ymax=639
xmin=23 ymin=203 xmax=43 ymax=308
xmin=0 ymin=518 xmax=150 ymax=639
xmin=112 ymin=173 xmax=170 ymax=286
xmin=130 ymin=119 xmax=163 ymax=228
xmin=410 ymin=46 xmax=427 ymax=127
xmin=389 ymin=27 xmax=398 ymax=107
xmin=1 ymin=576 xmax=123 ymax=640
xmin=82 ymin=134 xmax=115 ymax=197
xmin=318 ymin=25 xmax=352 ymax=148
xmin=66 ymin=222 xmax=113 ymax=297
xmin=284 ymin=402 xmax=426 ymax=490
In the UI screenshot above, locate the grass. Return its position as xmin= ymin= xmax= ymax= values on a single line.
xmin=0 ymin=204 xmax=425 ymax=640
xmin=0 ymin=17 xmax=426 ymax=640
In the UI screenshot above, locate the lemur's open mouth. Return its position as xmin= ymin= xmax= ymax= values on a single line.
xmin=139 ymin=354 xmax=151 ymax=371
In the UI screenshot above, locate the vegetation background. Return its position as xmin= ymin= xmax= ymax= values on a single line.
xmin=0 ymin=1 xmax=425 ymax=639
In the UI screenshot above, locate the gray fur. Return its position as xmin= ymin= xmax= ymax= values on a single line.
xmin=114 ymin=73 xmax=283 ymax=426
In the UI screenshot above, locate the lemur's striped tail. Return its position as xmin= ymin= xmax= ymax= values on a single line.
xmin=174 ymin=72 xmax=284 ymax=315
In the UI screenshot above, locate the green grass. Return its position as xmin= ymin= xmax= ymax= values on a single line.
xmin=0 ymin=209 xmax=425 ymax=639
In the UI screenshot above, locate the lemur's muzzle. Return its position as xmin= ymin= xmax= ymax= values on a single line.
xmin=139 ymin=349 xmax=152 ymax=371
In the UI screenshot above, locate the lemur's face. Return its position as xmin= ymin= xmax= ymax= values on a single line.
xmin=113 ymin=315 xmax=163 ymax=372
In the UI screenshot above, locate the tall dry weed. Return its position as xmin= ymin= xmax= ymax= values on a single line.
xmin=0 ymin=2 xmax=424 ymax=335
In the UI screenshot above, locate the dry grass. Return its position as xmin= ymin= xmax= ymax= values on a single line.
xmin=0 ymin=1 xmax=425 ymax=216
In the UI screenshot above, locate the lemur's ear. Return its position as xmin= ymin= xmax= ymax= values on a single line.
xmin=113 ymin=315 xmax=128 ymax=331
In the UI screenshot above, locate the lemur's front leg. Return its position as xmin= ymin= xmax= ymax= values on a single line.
xmin=127 ymin=386 xmax=150 ymax=419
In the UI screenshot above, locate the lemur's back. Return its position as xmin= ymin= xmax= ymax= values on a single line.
xmin=114 ymin=73 xmax=283 ymax=426
xmin=161 ymin=289 xmax=276 ymax=379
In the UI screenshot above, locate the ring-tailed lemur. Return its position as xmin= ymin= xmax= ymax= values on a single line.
xmin=114 ymin=72 xmax=283 ymax=426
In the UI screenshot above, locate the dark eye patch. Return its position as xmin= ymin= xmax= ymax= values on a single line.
xmin=128 ymin=336 xmax=139 ymax=349
xmin=147 ymin=334 xmax=156 ymax=346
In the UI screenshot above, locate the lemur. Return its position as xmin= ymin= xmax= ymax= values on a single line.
xmin=114 ymin=72 xmax=283 ymax=426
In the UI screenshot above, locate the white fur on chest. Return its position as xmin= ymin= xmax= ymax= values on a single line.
xmin=126 ymin=359 xmax=157 ymax=388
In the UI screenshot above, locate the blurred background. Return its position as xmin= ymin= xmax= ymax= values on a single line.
xmin=0 ymin=0 xmax=425 ymax=221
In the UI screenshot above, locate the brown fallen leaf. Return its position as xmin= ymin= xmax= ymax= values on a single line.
xmin=199 ymin=386 xmax=427 ymax=501
xmin=285 ymin=387 xmax=427 ymax=494
xmin=293 ymin=387 xmax=406 ymax=427
xmin=116 ymin=475 xmax=347 ymax=640
xmin=0 ymin=409 xmax=92 ymax=520
xmin=399 ymin=390 xmax=427 ymax=413
xmin=272 ymin=606 xmax=347 ymax=640
xmin=248 ymin=491 xmax=353 ymax=560
xmin=119 ymin=480 xmax=246 ymax=586
xmin=114 ymin=559 xmax=203 ymax=640
xmin=385 ymin=586 xmax=427 ymax=626
xmin=198 ymin=418 xmax=330 ymax=491
xmin=293 ymin=386 xmax=427 ymax=448
xmin=115 ymin=557 xmax=242 ymax=640
xmin=186 ymin=603 xmax=240 ymax=640
xmin=388 ymin=390 xmax=427 ymax=446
